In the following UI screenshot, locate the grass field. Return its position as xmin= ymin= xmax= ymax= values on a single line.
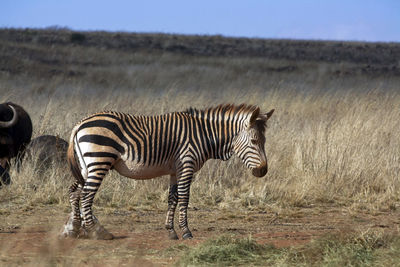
xmin=1 ymin=28 xmax=400 ymax=266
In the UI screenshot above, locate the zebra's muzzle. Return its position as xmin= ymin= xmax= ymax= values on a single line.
xmin=252 ymin=164 xmax=268 ymax=177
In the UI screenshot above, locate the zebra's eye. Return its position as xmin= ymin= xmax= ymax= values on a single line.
xmin=251 ymin=139 xmax=257 ymax=145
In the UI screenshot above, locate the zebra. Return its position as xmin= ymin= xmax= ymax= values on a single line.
xmin=61 ymin=104 xmax=274 ymax=240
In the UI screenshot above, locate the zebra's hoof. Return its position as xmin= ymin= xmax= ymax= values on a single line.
xmin=168 ymin=230 xmax=179 ymax=240
xmin=60 ymin=229 xmax=79 ymax=239
xmin=182 ymin=231 xmax=193 ymax=240
xmin=87 ymin=224 xmax=114 ymax=240
xmin=60 ymin=214 xmax=81 ymax=239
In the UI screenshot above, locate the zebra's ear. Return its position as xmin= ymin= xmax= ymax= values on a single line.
xmin=264 ymin=109 xmax=275 ymax=120
xmin=258 ymin=109 xmax=275 ymax=121
xmin=248 ymin=107 xmax=260 ymax=127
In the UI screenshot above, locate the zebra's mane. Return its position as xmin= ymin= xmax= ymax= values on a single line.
xmin=183 ymin=103 xmax=255 ymax=116
xmin=183 ymin=104 xmax=267 ymax=133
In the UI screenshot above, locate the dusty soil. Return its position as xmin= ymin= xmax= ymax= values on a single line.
xmin=1 ymin=205 xmax=399 ymax=266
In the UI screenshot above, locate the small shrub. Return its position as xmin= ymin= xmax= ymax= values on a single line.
xmin=70 ymin=33 xmax=86 ymax=43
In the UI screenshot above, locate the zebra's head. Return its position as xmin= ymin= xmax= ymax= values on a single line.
xmin=233 ymin=107 xmax=274 ymax=177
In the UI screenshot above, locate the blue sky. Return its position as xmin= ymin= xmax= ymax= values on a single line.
xmin=1 ymin=0 xmax=399 ymax=42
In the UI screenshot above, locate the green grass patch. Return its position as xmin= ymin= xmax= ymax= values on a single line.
xmin=176 ymin=235 xmax=278 ymax=266
xmin=175 ymin=231 xmax=400 ymax=266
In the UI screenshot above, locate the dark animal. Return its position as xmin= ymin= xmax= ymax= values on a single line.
xmin=25 ymin=135 xmax=68 ymax=170
xmin=0 ymin=165 xmax=10 ymax=185
xmin=62 ymin=104 xmax=274 ymax=240
xmin=0 ymin=102 xmax=32 ymax=186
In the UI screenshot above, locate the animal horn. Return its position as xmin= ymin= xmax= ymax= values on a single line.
xmin=0 ymin=105 xmax=18 ymax=128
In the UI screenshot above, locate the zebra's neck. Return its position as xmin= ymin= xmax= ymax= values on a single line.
xmin=188 ymin=109 xmax=245 ymax=162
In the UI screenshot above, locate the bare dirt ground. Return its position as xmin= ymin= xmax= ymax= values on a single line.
xmin=1 ymin=205 xmax=399 ymax=266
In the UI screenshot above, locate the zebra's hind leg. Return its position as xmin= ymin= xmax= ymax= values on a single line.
xmin=80 ymin=175 xmax=113 ymax=240
xmin=165 ymin=175 xmax=179 ymax=239
xmin=61 ymin=181 xmax=83 ymax=238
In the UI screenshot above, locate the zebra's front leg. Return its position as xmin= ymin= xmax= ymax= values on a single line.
xmin=80 ymin=178 xmax=113 ymax=240
xmin=177 ymin=169 xmax=194 ymax=239
xmin=61 ymin=181 xmax=82 ymax=238
xmin=165 ymin=175 xmax=178 ymax=239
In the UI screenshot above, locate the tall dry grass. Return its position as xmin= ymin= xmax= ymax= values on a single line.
xmin=1 ymin=78 xmax=399 ymax=213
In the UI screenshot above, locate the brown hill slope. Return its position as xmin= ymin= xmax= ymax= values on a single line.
xmin=1 ymin=28 xmax=399 ymax=67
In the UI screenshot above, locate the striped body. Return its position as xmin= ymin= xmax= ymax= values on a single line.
xmin=64 ymin=104 xmax=274 ymax=240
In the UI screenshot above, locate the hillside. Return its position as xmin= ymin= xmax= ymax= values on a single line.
xmin=1 ymin=28 xmax=399 ymax=80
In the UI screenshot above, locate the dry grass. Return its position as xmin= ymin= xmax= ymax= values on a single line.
xmin=1 ymin=78 xmax=399 ymax=214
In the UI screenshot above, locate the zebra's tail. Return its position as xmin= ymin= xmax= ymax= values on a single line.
xmin=67 ymin=128 xmax=85 ymax=186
